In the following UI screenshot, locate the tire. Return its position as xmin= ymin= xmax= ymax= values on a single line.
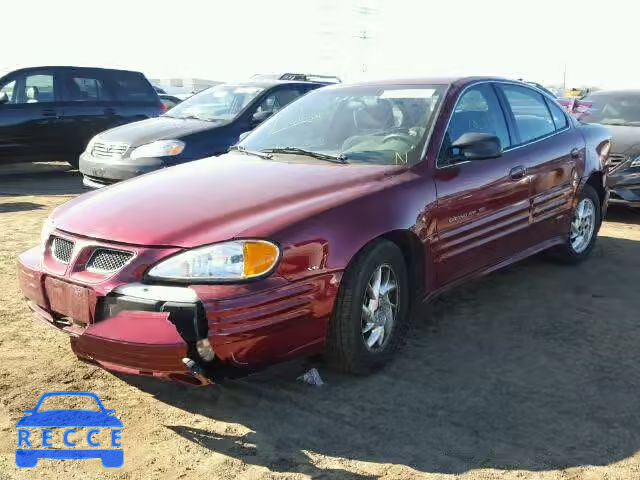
xmin=326 ymin=239 xmax=410 ymax=374
xmin=549 ymin=184 xmax=601 ymax=264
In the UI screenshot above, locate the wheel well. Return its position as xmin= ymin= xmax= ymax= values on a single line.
xmin=380 ymin=230 xmax=425 ymax=300
xmin=585 ymin=172 xmax=606 ymax=207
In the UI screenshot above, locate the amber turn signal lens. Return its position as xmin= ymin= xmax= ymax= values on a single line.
xmin=243 ymin=241 xmax=279 ymax=277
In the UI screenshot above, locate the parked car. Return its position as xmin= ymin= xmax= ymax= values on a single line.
xmin=579 ymin=89 xmax=640 ymax=206
xmin=0 ymin=66 xmax=163 ymax=167
xmin=158 ymin=94 xmax=182 ymax=110
xmin=557 ymin=97 xmax=592 ymax=117
xmin=79 ymin=78 xmax=331 ymax=188
xmin=18 ymin=77 xmax=609 ymax=385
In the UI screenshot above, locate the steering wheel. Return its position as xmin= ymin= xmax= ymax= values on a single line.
xmin=381 ymin=133 xmax=415 ymax=148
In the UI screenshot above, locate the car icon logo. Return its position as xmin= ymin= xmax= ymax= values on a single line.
xmin=15 ymin=391 xmax=123 ymax=468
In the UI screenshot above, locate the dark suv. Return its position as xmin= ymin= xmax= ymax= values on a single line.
xmin=79 ymin=79 xmax=330 ymax=188
xmin=0 ymin=66 xmax=163 ymax=167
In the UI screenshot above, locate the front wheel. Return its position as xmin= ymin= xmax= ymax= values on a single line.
xmin=326 ymin=239 xmax=410 ymax=374
xmin=549 ymin=184 xmax=601 ymax=263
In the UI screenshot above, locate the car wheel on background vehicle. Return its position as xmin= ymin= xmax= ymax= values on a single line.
xmin=549 ymin=184 xmax=601 ymax=263
xmin=326 ymin=239 xmax=410 ymax=374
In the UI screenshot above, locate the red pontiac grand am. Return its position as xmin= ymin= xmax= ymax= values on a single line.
xmin=18 ymin=77 xmax=610 ymax=385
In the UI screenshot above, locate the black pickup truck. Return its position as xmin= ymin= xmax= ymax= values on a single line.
xmin=0 ymin=66 xmax=163 ymax=167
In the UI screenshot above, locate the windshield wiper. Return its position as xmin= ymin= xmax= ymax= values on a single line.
xmin=229 ymin=145 xmax=273 ymax=159
xmin=261 ymin=147 xmax=348 ymax=164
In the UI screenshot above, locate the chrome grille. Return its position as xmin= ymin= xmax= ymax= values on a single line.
xmin=51 ymin=237 xmax=74 ymax=264
xmin=86 ymin=249 xmax=133 ymax=272
xmin=91 ymin=141 xmax=129 ymax=159
xmin=607 ymin=153 xmax=627 ymax=171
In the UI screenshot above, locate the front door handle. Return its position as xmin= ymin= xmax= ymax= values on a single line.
xmin=509 ymin=165 xmax=527 ymax=180
xmin=570 ymin=148 xmax=580 ymax=159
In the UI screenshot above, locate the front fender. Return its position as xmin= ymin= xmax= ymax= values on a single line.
xmin=271 ymin=173 xmax=437 ymax=283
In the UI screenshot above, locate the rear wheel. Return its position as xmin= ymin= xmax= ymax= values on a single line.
xmin=549 ymin=184 xmax=601 ymax=263
xmin=326 ymin=239 xmax=410 ymax=374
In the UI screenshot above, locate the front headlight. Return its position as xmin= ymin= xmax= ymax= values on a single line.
xmin=40 ymin=216 xmax=56 ymax=253
xmin=85 ymin=135 xmax=99 ymax=153
xmin=147 ymin=240 xmax=281 ymax=282
xmin=130 ymin=140 xmax=185 ymax=160
xmin=630 ymin=156 xmax=640 ymax=168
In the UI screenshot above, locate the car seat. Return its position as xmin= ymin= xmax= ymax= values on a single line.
xmin=26 ymin=86 xmax=40 ymax=103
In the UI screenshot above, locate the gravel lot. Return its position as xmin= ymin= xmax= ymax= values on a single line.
xmin=1 ymin=166 xmax=640 ymax=480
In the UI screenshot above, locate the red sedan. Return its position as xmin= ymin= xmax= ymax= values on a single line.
xmin=18 ymin=77 xmax=610 ymax=385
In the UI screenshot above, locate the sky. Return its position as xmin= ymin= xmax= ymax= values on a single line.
xmin=0 ymin=0 xmax=635 ymax=89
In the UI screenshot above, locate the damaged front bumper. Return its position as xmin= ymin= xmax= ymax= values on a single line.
xmin=18 ymin=245 xmax=340 ymax=386
xmin=19 ymin=247 xmax=209 ymax=384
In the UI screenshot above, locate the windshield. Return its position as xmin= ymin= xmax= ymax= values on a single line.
xmin=165 ymin=84 xmax=264 ymax=121
xmin=581 ymin=92 xmax=640 ymax=126
xmin=241 ymin=84 xmax=446 ymax=165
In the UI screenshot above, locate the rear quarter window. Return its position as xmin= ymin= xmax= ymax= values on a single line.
xmin=109 ymin=72 xmax=157 ymax=102
xmin=546 ymin=98 xmax=569 ymax=130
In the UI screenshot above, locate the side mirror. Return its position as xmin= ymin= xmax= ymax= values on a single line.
xmin=450 ymin=133 xmax=502 ymax=160
xmin=0 ymin=92 xmax=8 ymax=105
xmin=238 ymin=131 xmax=250 ymax=143
xmin=251 ymin=110 xmax=272 ymax=127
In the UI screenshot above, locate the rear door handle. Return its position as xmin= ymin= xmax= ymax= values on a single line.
xmin=104 ymin=107 xmax=116 ymax=115
xmin=509 ymin=165 xmax=527 ymax=180
xmin=41 ymin=109 xmax=59 ymax=118
xmin=570 ymin=148 xmax=580 ymax=159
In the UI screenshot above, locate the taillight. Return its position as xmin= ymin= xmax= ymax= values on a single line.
xmin=159 ymin=102 xmax=167 ymax=113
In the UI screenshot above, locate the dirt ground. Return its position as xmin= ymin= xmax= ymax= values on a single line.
xmin=1 ymin=166 xmax=640 ymax=480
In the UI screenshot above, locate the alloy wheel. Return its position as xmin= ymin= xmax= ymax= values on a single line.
xmin=361 ymin=264 xmax=398 ymax=351
xmin=570 ymin=198 xmax=596 ymax=253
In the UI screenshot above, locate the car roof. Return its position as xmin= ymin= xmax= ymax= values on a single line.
xmin=6 ymin=65 xmax=145 ymax=75
xmin=34 ymin=391 xmax=104 ymax=405
xmin=322 ymin=76 xmax=521 ymax=89
xmin=225 ymin=79 xmax=333 ymax=88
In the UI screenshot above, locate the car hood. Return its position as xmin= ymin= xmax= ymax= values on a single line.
xmin=53 ymin=153 xmax=406 ymax=248
xmin=16 ymin=410 xmax=123 ymax=427
xmin=98 ymin=116 xmax=227 ymax=147
xmin=604 ymin=125 xmax=640 ymax=155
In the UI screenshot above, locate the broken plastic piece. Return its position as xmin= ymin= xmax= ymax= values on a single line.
xmin=196 ymin=338 xmax=215 ymax=361
xmin=297 ymin=367 xmax=324 ymax=386
xmin=182 ymin=357 xmax=213 ymax=386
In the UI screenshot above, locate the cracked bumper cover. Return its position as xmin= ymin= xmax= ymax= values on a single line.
xmin=17 ymin=246 xmax=340 ymax=382
xmin=79 ymin=151 xmax=165 ymax=187
xmin=608 ymin=171 xmax=640 ymax=206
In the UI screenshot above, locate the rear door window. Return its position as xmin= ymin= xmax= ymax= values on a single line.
xmin=109 ymin=71 xmax=157 ymax=102
xmin=65 ymin=73 xmax=112 ymax=101
xmin=501 ymin=84 xmax=556 ymax=143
